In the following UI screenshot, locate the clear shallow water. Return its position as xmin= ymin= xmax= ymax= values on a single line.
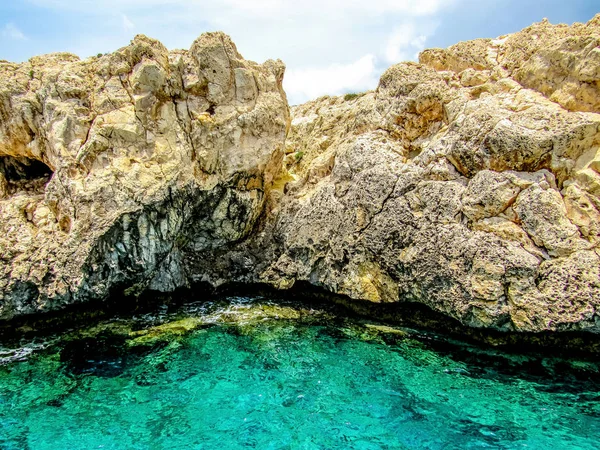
xmin=1 ymin=297 xmax=600 ymax=449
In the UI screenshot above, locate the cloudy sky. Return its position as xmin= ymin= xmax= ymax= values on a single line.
xmin=0 ymin=0 xmax=597 ymax=104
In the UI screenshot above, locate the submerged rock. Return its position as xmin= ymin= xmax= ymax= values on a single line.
xmin=1 ymin=16 xmax=600 ymax=338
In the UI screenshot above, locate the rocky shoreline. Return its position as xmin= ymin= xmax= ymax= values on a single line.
xmin=1 ymin=16 xmax=600 ymax=344
xmin=2 ymin=283 xmax=600 ymax=357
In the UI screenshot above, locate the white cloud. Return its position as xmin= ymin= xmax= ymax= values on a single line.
xmin=122 ymin=14 xmax=135 ymax=33
xmin=22 ymin=0 xmax=460 ymax=101
xmin=216 ymin=0 xmax=452 ymax=17
xmin=27 ymin=0 xmax=453 ymax=15
xmin=2 ymin=23 xmax=27 ymax=41
xmin=384 ymin=23 xmax=434 ymax=64
xmin=284 ymin=54 xmax=378 ymax=105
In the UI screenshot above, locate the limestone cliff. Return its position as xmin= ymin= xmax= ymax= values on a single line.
xmin=0 ymin=33 xmax=289 ymax=318
xmin=1 ymin=16 xmax=600 ymax=338
xmin=268 ymin=15 xmax=600 ymax=334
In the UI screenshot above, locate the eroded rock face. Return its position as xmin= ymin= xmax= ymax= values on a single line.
xmin=419 ymin=15 xmax=600 ymax=113
xmin=259 ymin=14 xmax=600 ymax=334
xmin=2 ymin=16 xmax=600 ymax=338
xmin=0 ymin=33 xmax=288 ymax=319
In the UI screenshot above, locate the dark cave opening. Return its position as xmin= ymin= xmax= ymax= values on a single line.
xmin=0 ymin=155 xmax=54 ymax=195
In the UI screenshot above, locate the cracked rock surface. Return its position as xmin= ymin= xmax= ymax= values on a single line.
xmin=1 ymin=16 xmax=600 ymax=336
xmin=261 ymin=14 xmax=600 ymax=334
xmin=0 ymin=33 xmax=288 ymax=318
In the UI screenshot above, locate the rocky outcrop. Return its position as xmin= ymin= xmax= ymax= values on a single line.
xmin=261 ymin=14 xmax=600 ymax=334
xmin=1 ymin=16 xmax=600 ymax=339
xmin=419 ymin=15 xmax=600 ymax=113
xmin=0 ymin=33 xmax=288 ymax=319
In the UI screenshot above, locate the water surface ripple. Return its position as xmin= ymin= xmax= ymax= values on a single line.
xmin=1 ymin=297 xmax=599 ymax=449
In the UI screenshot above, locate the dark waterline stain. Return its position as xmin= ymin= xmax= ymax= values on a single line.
xmin=3 ymin=282 xmax=600 ymax=357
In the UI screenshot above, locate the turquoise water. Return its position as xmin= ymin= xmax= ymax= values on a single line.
xmin=1 ymin=297 xmax=600 ymax=449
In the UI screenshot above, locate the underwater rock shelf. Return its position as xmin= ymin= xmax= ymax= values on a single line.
xmin=2 ymin=284 xmax=600 ymax=357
